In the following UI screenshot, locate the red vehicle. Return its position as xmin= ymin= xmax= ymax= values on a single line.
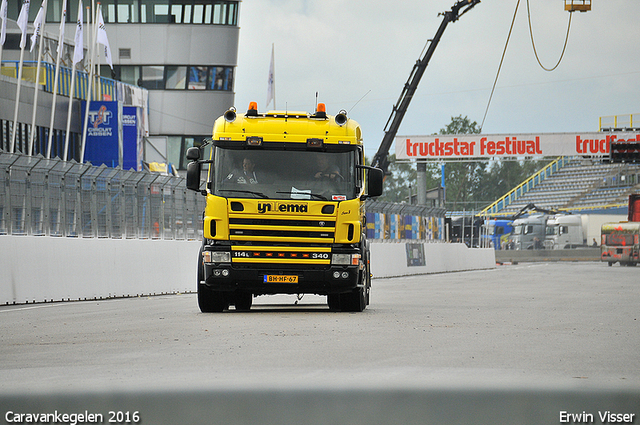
xmin=601 ymin=195 xmax=640 ymax=267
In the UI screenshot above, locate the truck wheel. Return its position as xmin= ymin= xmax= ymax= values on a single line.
xmin=340 ymin=288 xmax=366 ymax=312
xmin=196 ymin=248 xmax=228 ymax=312
xmin=327 ymin=294 xmax=341 ymax=311
xmin=608 ymin=262 xmax=613 ymax=267
xmin=198 ymin=284 xmax=228 ymax=312
xmin=234 ymin=291 xmax=253 ymax=311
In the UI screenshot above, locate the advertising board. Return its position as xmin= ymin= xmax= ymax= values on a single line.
xmin=396 ymin=132 xmax=640 ymax=160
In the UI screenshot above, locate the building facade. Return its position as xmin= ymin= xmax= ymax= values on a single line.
xmin=2 ymin=0 xmax=240 ymax=169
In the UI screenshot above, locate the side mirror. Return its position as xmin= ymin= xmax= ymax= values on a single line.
xmin=186 ymin=160 xmax=202 ymax=192
xmin=186 ymin=146 xmax=201 ymax=161
xmin=367 ymin=167 xmax=384 ymax=198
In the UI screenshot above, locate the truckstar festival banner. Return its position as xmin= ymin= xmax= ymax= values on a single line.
xmin=395 ymin=132 xmax=640 ymax=160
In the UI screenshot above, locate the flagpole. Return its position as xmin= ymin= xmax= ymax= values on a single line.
xmin=10 ymin=47 xmax=25 ymax=153
xmin=64 ymin=0 xmax=82 ymax=162
xmin=96 ymin=2 xmax=101 ymax=101
xmin=63 ymin=63 xmax=77 ymax=161
xmin=11 ymin=0 xmax=31 ymax=154
xmin=80 ymin=3 xmax=98 ymax=163
xmin=267 ymin=43 xmax=275 ymax=110
xmin=0 ymin=0 xmax=7 ymax=66
xmin=28 ymin=0 xmax=48 ymax=157
xmin=46 ymin=0 xmax=66 ymax=159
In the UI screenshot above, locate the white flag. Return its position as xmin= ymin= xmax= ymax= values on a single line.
xmin=96 ymin=8 xmax=112 ymax=69
xmin=30 ymin=4 xmax=44 ymax=52
xmin=56 ymin=0 xmax=66 ymax=54
xmin=16 ymin=0 xmax=30 ymax=49
xmin=266 ymin=44 xmax=275 ymax=108
xmin=0 ymin=0 xmax=8 ymax=46
xmin=72 ymin=0 xmax=83 ymax=64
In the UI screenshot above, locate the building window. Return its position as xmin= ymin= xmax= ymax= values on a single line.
xmin=210 ymin=66 xmax=233 ymax=90
xmin=167 ymin=136 xmax=184 ymax=169
xmin=97 ymin=0 xmax=237 ymax=25
xmin=165 ymin=66 xmax=188 ymax=89
xmin=188 ymin=66 xmax=208 ymax=90
xmin=112 ymin=65 xmax=233 ymax=91
xmin=118 ymin=0 xmax=140 ymax=23
xmin=117 ymin=65 xmax=142 ymax=86
xmin=166 ymin=135 xmax=207 ymax=169
xmin=140 ymin=66 xmax=165 ymax=89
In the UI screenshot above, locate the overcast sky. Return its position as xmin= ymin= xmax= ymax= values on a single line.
xmin=233 ymin=1 xmax=640 ymax=157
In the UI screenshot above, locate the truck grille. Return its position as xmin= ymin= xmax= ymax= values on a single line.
xmin=228 ymin=216 xmax=335 ymax=265
xmin=228 ymin=216 xmax=336 ymax=243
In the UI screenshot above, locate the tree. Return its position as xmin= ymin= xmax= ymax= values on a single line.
xmin=376 ymin=154 xmax=414 ymax=203
xmin=438 ymin=115 xmax=552 ymax=211
xmin=439 ymin=115 xmax=482 ymax=211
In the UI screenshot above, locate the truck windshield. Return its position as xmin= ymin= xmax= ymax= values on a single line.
xmin=211 ymin=147 xmax=358 ymax=201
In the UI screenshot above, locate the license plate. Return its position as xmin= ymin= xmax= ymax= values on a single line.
xmin=264 ymin=275 xmax=298 ymax=284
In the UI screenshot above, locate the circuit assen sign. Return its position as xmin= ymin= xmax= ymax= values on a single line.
xmin=395 ymin=132 xmax=640 ymax=160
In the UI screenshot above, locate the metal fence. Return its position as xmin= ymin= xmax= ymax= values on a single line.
xmin=0 ymin=151 xmax=205 ymax=239
xmin=1 ymin=150 xmax=451 ymax=241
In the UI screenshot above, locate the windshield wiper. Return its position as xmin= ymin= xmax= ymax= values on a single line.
xmin=219 ymin=189 xmax=268 ymax=198
xmin=275 ymin=191 xmax=328 ymax=200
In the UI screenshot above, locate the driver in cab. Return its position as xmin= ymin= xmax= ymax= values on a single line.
xmin=226 ymin=157 xmax=259 ymax=184
xmin=313 ymin=156 xmax=343 ymax=181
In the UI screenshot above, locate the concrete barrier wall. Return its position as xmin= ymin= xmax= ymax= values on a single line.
xmin=495 ymin=248 xmax=600 ymax=264
xmin=0 ymin=237 xmax=495 ymax=305
xmin=371 ymin=241 xmax=496 ymax=278
xmin=0 ymin=236 xmax=199 ymax=305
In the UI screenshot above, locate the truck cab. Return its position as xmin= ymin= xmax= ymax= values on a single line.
xmin=509 ymin=214 xmax=546 ymax=250
xmin=481 ymin=219 xmax=513 ymax=250
xmin=544 ymin=215 xmax=584 ymax=249
xmin=186 ymin=102 xmax=383 ymax=312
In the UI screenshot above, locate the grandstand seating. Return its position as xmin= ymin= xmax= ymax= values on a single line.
xmin=494 ymin=159 xmax=640 ymax=215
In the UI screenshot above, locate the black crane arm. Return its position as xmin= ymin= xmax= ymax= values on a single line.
xmin=370 ymin=0 xmax=481 ymax=175
xmin=510 ymin=203 xmax=566 ymax=220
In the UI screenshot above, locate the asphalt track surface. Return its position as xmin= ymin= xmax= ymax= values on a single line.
xmin=0 ymin=262 xmax=638 ymax=393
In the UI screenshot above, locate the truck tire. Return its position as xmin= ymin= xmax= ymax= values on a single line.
xmin=197 ymin=248 xmax=228 ymax=312
xmin=327 ymin=294 xmax=341 ymax=311
xmin=340 ymin=288 xmax=366 ymax=312
xmin=198 ymin=284 xmax=228 ymax=312
xmin=234 ymin=291 xmax=253 ymax=311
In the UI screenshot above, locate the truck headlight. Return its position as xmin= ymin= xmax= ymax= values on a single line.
xmin=331 ymin=253 xmax=361 ymax=266
xmin=203 ymin=251 xmax=231 ymax=263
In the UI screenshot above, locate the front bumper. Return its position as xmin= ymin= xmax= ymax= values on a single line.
xmin=202 ymin=262 xmax=361 ymax=296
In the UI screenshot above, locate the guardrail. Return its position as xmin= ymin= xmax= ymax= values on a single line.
xmin=0 ymin=151 xmax=204 ymax=239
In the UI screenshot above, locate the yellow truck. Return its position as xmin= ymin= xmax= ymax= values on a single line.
xmin=186 ymin=102 xmax=383 ymax=312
